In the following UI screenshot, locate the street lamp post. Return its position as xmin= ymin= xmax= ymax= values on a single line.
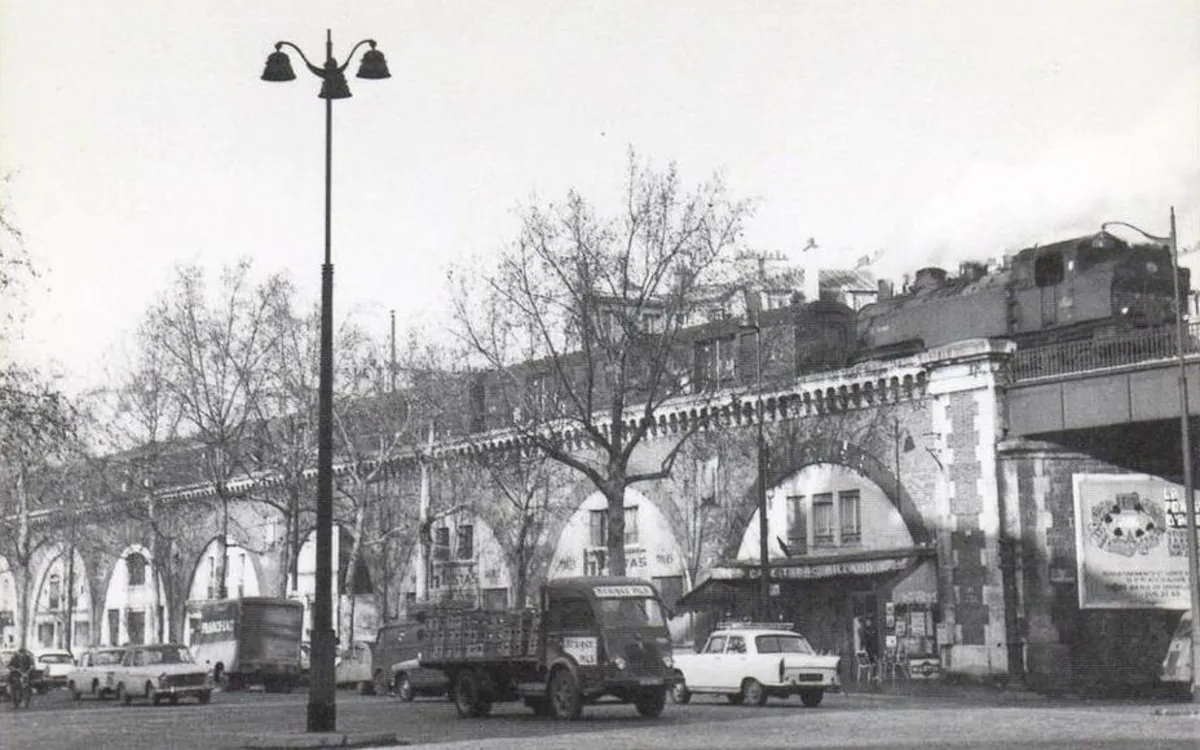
xmin=261 ymin=30 xmax=390 ymax=733
xmin=1101 ymin=208 xmax=1200 ymax=702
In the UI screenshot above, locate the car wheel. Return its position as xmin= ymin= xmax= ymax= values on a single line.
xmin=670 ymin=682 xmax=691 ymax=705
xmin=117 ymin=684 xmax=131 ymax=706
xmin=68 ymin=682 xmax=81 ymax=701
xmin=549 ymin=668 xmax=582 ymax=721
xmin=741 ymin=678 xmax=767 ymax=707
xmin=147 ymin=683 xmax=160 ymax=706
xmin=396 ymin=674 xmax=415 ymax=702
xmin=799 ymin=689 xmax=824 ymax=707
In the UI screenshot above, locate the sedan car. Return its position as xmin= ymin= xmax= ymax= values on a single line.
xmin=34 ymin=649 xmax=76 ymax=691
xmin=672 ymin=624 xmax=841 ymax=707
xmin=66 ymin=647 xmax=127 ymax=700
xmin=109 ymin=644 xmax=213 ymax=705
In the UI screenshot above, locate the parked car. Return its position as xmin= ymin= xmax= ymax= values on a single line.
xmin=0 ymin=649 xmax=45 ymax=699
xmin=671 ymin=623 xmax=841 ymax=707
xmin=372 ymin=621 xmax=448 ymax=701
xmin=333 ymin=640 xmax=376 ymax=694
xmin=66 ymin=647 xmax=127 ymax=700
xmin=34 ymin=649 xmax=75 ymax=691
xmin=109 ymin=644 xmax=213 ymax=706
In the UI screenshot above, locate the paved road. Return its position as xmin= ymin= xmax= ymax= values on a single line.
xmin=0 ymin=686 xmax=1196 ymax=750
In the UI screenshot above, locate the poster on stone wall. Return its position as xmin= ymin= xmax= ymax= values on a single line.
xmin=1073 ymin=474 xmax=1196 ymax=609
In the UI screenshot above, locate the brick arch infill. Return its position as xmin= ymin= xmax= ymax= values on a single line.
xmin=719 ymin=437 xmax=933 ymax=561
xmin=535 ymin=473 xmax=690 ymax=581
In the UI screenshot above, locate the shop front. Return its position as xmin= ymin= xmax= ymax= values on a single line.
xmin=677 ymin=548 xmax=942 ymax=686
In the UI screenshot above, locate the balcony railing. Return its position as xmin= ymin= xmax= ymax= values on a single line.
xmin=1011 ymin=322 xmax=1200 ymax=381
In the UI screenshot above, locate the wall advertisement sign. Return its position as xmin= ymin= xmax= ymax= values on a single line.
xmin=1074 ymin=474 xmax=1197 ymax=609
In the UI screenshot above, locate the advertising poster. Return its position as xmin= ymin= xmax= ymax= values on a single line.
xmin=1074 ymin=474 xmax=1197 ymax=609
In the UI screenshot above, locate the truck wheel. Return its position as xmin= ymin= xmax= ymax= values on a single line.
xmin=396 ymin=674 xmax=415 ymax=702
xmin=634 ymin=687 xmax=666 ymax=717
xmin=741 ymin=678 xmax=767 ymax=707
xmin=453 ymin=670 xmax=485 ymax=718
xmin=549 ymin=668 xmax=582 ymax=721
xmin=799 ymin=690 xmax=824 ymax=707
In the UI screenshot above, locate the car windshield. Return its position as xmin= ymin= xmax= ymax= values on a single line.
xmin=39 ymin=653 xmax=73 ymax=664
xmin=755 ymin=634 xmax=815 ymax=654
xmin=594 ymin=597 xmax=667 ymax=628
xmin=94 ymin=651 xmax=124 ymax=666
xmin=141 ymin=647 xmax=193 ymax=665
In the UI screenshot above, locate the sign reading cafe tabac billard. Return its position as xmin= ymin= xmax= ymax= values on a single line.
xmin=1074 ymin=474 xmax=1197 ymax=609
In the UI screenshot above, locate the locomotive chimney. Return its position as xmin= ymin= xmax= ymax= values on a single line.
xmin=912 ymin=267 xmax=948 ymax=294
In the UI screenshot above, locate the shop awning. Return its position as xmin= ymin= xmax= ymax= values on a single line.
xmin=676 ymin=545 xmax=935 ymax=611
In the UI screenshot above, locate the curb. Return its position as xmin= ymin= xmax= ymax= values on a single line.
xmin=239 ymin=732 xmax=407 ymax=749
xmin=1152 ymin=707 xmax=1200 ymax=717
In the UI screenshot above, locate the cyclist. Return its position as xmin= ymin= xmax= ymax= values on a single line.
xmin=7 ymin=648 xmax=35 ymax=707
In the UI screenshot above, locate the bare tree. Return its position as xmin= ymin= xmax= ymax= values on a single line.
xmin=0 ymin=366 xmax=82 ymax=647
xmin=139 ymin=261 xmax=291 ymax=598
xmin=472 ymin=446 xmax=567 ymax=607
xmin=454 ymin=152 xmax=752 ymax=575
xmin=0 ymin=171 xmax=36 ymax=342
xmin=331 ymin=330 xmax=457 ymax=636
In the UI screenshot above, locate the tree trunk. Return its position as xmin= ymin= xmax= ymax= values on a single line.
xmin=216 ymin=492 xmax=229 ymax=599
xmin=342 ymin=500 xmax=367 ymax=644
xmin=605 ymin=481 xmax=627 ymax=577
xmin=16 ymin=469 xmax=31 ymax=649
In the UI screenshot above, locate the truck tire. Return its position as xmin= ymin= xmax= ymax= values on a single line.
xmin=634 ymin=687 xmax=666 ymax=717
xmin=549 ymin=667 xmax=582 ymax=721
xmin=395 ymin=674 xmax=415 ymax=702
xmin=453 ymin=669 xmax=490 ymax=718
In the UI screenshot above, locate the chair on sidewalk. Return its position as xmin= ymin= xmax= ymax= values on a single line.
xmin=854 ymin=650 xmax=877 ymax=685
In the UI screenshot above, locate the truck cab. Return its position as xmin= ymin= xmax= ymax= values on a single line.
xmin=540 ymin=578 xmax=676 ymax=711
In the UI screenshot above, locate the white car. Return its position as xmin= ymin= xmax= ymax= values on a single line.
xmin=108 ymin=644 xmax=213 ymax=705
xmin=66 ymin=647 xmax=127 ymax=700
xmin=672 ymin=625 xmax=841 ymax=707
xmin=34 ymin=649 xmax=75 ymax=691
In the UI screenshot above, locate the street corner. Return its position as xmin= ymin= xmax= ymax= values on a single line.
xmin=238 ymin=731 xmax=408 ymax=749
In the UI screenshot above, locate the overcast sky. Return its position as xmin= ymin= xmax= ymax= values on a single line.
xmin=1 ymin=0 xmax=1197 ymax=396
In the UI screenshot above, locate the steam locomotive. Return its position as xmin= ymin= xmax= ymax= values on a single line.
xmin=847 ymin=231 xmax=1186 ymax=363
xmin=773 ymin=231 xmax=1185 ymax=374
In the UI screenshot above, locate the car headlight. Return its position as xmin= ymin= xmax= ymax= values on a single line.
xmin=612 ymin=656 xmax=627 ymax=670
